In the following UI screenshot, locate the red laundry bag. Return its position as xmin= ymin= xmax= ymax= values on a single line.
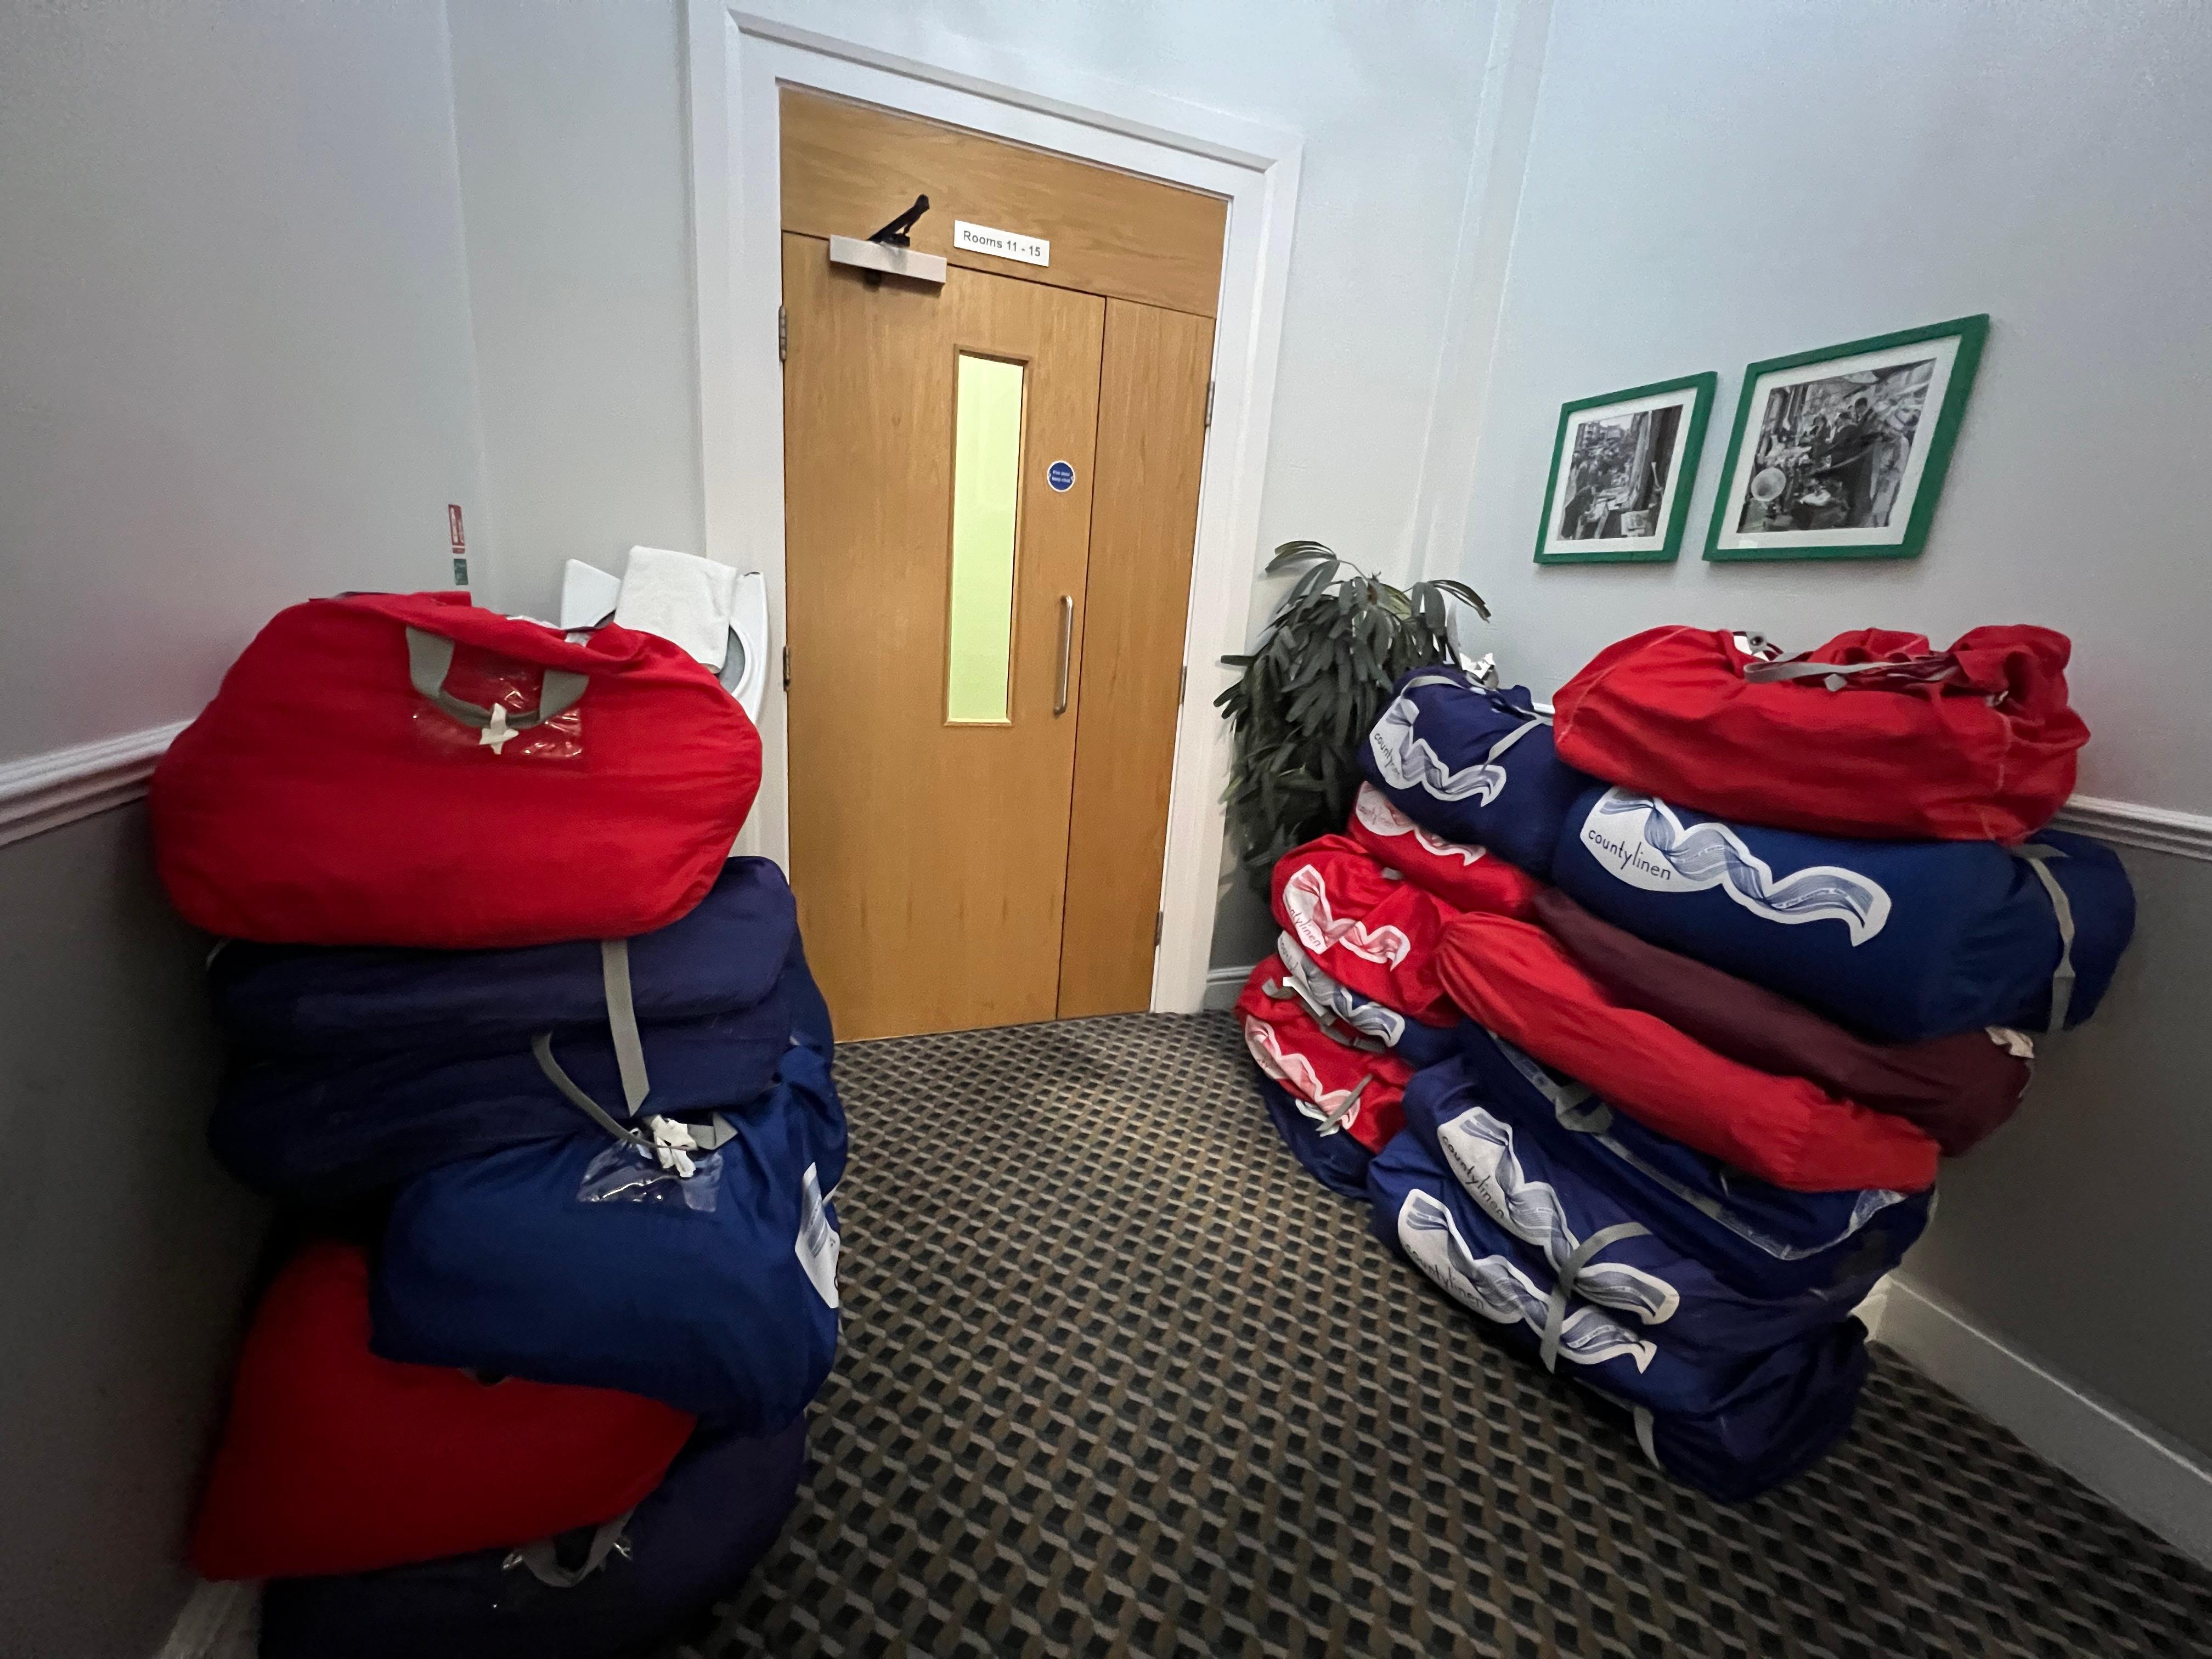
xmin=1435 ymin=913 xmax=1939 ymax=1193
xmin=190 ymin=1242 xmax=695 ymax=1581
xmin=1234 ymin=963 xmax=1412 ymax=1153
xmin=1550 ymin=624 xmax=2088 ymax=843
xmin=1268 ymin=836 xmax=1457 ymax=1025
xmin=1345 ymin=784 xmax=1546 ymax=918
xmin=153 ymin=592 xmax=760 ymax=945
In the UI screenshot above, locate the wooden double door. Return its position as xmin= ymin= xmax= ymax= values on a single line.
xmin=778 ymin=92 xmax=1223 ymax=1041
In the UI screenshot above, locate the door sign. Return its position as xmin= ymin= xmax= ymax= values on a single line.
xmin=954 ymin=221 xmax=1051 ymax=267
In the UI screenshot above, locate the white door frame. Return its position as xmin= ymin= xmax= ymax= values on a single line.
xmin=684 ymin=4 xmax=1301 ymax=1013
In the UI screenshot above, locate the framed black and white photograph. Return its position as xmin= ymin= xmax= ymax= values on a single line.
xmin=1533 ymin=372 xmax=1716 ymax=564
xmin=1705 ymin=314 xmax=1988 ymax=562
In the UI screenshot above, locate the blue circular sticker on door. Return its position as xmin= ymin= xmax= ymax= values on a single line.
xmin=1046 ymin=460 xmax=1076 ymax=493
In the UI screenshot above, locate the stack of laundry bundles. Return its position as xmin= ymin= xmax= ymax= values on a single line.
xmin=1241 ymin=624 xmax=2134 ymax=1501
xmin=1233 ymin=786 xmax=1543 ymax=1196
xmin=149 ymin=589 xmax=843 ymax=1658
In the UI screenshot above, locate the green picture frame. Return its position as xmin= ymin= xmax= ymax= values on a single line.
xmin=1532 ymin=372 xmax=1716 ymax=565
xmin=1703 ymin=313 xmax=1988 ymax=563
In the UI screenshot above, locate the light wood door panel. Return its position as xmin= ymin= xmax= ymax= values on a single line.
xmin=781 ymin=88 xmax=1228 ymax=319
xmin=1056 ymin=301 xmax=1216 ymax=1018
xmin=782 ymin=233 xmax=1104 ymax=1040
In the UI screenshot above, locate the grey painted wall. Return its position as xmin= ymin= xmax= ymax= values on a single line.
xmin=0 ymin=809 xmax=267 ymax=1659
xmin=1455 ymin=0 xmax=2212 ymax=812
xmin=0 ymin=0 xmax=492 ymax=766
xmin=1447 ymin=1 xmax=2212 ymax=1453
xmin=1 ymin=4 xmax=495 ymax=1652
xmin=447 ymin=0 xmax=708 ymax=603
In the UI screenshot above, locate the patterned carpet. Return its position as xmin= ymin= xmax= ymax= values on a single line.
xmin=681 ymin=1012 xmax=2212 ymax=1658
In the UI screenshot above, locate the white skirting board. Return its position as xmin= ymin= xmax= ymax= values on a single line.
xmin=1203 ymin=962 xmax=1256 ymax=1011
xmin=1874 ymin=1276 xmax=2212 ymax=1568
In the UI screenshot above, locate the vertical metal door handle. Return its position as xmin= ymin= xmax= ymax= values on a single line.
xmin=1053 ymin=595 xmax=1074 ymax=715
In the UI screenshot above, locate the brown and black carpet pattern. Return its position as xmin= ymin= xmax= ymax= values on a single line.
xmin=684 ymin=1012 xmax=2212 ymax=1658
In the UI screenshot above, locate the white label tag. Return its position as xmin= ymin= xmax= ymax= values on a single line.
xmin=953 ymin=220 xmax=1049 ymax=267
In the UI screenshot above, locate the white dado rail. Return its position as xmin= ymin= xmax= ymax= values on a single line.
xmin=0 ymin=722 xmax=189 ymax=851
xmin=2 ymin=719 xmax=2210 ymax=861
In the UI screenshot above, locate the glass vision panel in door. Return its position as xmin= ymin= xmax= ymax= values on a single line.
xmin=945 ymin=354 xmax=1026 ymax=724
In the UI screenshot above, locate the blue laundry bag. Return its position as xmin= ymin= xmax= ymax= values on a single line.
xmin=258 ymin=1415 xmax=807 ymax=1659
xmin=1552 ymin=785 xmax=2133 ymax=1041
xmin=210 ymin=856 xmax=798 ymax=1055
xmin=1453 ymin=1025 xmax=1931 ymax=1299
xmin=1369 ymin=1129 xmax=1867 ymax=1500
xmin=371 ymin=1040 xmax=847 ymax=1425
xmin=1256 ymin=1074 xmax=1380 ymax=1201
xmin=1359 ymin=668 xmax=1595 ymax=879
xmin=211 ymin=940 xmax=821 ymax=1203
xmin=1401 ymin=1058 xmax=1886 ymax=1361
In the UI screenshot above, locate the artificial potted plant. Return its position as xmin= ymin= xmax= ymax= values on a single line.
xmin=1216 ymin=541 xmax=1489 ymax=891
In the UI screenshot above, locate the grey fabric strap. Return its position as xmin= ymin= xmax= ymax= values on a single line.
xmin=1741 ymin=656 xmax=1962 ymax=690
xmin=531 ymin=1034 xmax=647 ymax=1149
xmin=1261 ymin=978 xmax=1386 ymax=1053
xmin=507 ymin=1511 xmax=633 ymax=1589
xmin=1484 ymin=716 xmax=1546 ymax=762
xmin=1400 ymin=669 xmax=1551 ymax=744
xmin=600 ymin=939 xmax=651 ymax=1115
xmin=404 ymin=627 xmax=589 ymax=731
xmin=1318 ymin=1074 xmax=1370 ymax=1132
xmin=1538 ymin=1222 xmax=1651 ymax=1373
xmin=2013 ymin=844 xmax=2078 ymax=1032
xmin=1740 ymin=658 xmax=1893 ymax=685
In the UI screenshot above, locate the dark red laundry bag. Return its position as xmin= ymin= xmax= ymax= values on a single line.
xmin=1268 ymin=836 xmax=1457 ymax=1025
xmin=1531 ymin=888 xmax=2033 ymax=1156
xmin=1435 ymin=913 xmax=1940 ymax=1194
xmin=1234 ymin=962 xmax=1412 ymax=1153
xmin=1345 ymin=785 xmax=1545 ymax=919
xmin=153 ymin=592 xmax=760 ymax=946
xmin=1550 ymin=625 xmax=2089 ymax=843
xmin=190 ymin=1242 xmax=695 ymax=1582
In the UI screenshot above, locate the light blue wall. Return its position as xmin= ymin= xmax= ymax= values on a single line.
xmin=1450 ymin=0 xmax=2212 ymax=1453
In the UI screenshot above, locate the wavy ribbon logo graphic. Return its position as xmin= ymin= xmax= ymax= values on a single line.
xmin=1282 ymin=864 xmax=1413 ymax=967
xmin=1353 ymin=783 xmax=1489 ymax=866
xmin=1579 ymin=788 xmax=1892 ymax=945
xmin=1438 ymin=1109 xmax=1680 ymax=1326
xmin=1368 ymin=695 xmax=1510 ymax=806
xmin=1242 ymin=1017 xmax=1365 ymax=1137
xmin=1397 ymin=1189 xmax=1656 ymax=1371
xmin=1275 ymin=933 xmax=1406 ymax=1047
xmin=1486 ymin=1035 xmax=1910 ymax=1260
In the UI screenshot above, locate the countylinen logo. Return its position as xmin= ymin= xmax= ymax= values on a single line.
xmin=1282 ymin=864 xmax=1413 ymax=966
xmin=1579 ymin=788 xmax=1892 ymax=946
xmin=1584 ymin=823 xmax=1677 ymax=884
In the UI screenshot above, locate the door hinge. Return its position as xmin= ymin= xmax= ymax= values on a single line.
xmin=777 ymin=305 xmax=787 ymax=364
xmin=1204 ymin=380 xmax=1215 ymax=428
xmin=781 ymin=645 xmax=791 ymax=690
xmin=1154 ymin=911 xmax=1164 ymax=947
xmin=1178 ymin=664 xmax=1187 ymax=707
